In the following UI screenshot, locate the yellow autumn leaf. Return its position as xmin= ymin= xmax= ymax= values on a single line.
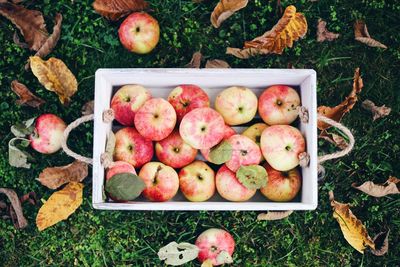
xmin=30 ymin=56 xmax=78 ymax=105
xmin=36 ymin=182 xmax=83 ymax=231
xmin=210 ymin=0 xmax=248 ymax=28
xmin=329 ymin=191 xmax=375 ymax=253
xmin=201 ymin=259 xmax=213 ymax=267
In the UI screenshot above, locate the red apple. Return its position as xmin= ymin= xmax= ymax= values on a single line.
xmin=260 ymin=125 xmax=305 ymax=171
xmin=195 ymin=228 xmax=235 ymax=266
xmin=113 ymin=127 xmax=153 ymax=168
xmin=179 ymin=107 xmax=225 ymax=149
xmin=29 ymin=114 xmax=66 ymax=154
xmin=168 ymin=84 xmax=210 ymax=121
xmin=118 ymin=12 xmax=160 ymax=54
xmin=134 ymin=98 xmax=177 ymax=141
xmin=155 ymin=130 xmax=197 ymax=169
xmin=179 ymin=161 xmax=215 ymax=202
xmin=258 ymin=85 xmax=300 ymax=125
xmin=200 ymin=124 xmax=236 ymax=163
xmin=105 ymin=161 xmax=137 ymax=202
xmin=225 ymin=134 xmax=262 ymax=172
xmin=260 ymin=163 xmax=301 ymax=202
xmin=139 ymin=162 xmax=179 ymax=202
xmin=111 ymin=85 xmax=151 ymax=126
xmin=216 ymin=165 xmax=256 ymax=202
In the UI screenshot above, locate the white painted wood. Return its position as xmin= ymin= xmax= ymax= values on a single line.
xmin=93 ymin=68 xmax=318 ymax=210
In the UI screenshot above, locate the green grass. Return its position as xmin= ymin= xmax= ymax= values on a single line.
xmin=1 ymin=0 xmax=400 ymax=266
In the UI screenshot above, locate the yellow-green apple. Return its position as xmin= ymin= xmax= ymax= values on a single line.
xmin=195 ymin=228 xmax=235 ymax=266
xmin=258 ymin=85 xmax=300 ymax=125
xmin=113 ymin=127 xmax=153 ymax=168
xmin=168 ymin=84 xmax=210 ymax=121
xmin=260 ymin=125 xmax=305 ymax=171
xmin=179 ymin=161 xmax=215 ymax=202
xmin=139 ymin=162 xmax=179 ymax=202
xmin=29 ymin=114 xmax=66 ymax=154
xmin=134 ymin=98 xmax=176 ymax=141
xmin=215 ymin=86 xmax=258 ymax=125
xmin=105 ymin=161 xmax=137 ymax=202
xmin=118 ymin=12 xmax=160 ymax=54
xmin=216 ymin=165 xmax=256 ymax=201
xmin=200 ymin=124 xmax=236 ymax=163
xmin=242 ymin=122 xmax=269 ymax=161
xmin=225 ymin=135 xmax=262 ymax=172
xmin=260 ymin=163 xmax=301 ymax=202
xmin=155 ymin=130 xmax=197 ymax=168
xmin=111 ymin=85 xmax=151 ymax=126
xmin=179 ymin=107 xmax=225 ymax=149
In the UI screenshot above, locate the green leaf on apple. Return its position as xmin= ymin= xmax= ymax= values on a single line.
xmin=208 ymin=140 xmax=232 ymax=164
xmin=105 ymin=173 xmax=146 ymax=201
xmin=8 ymin=137 xmax=33 ymax=169
xmin=157 ymin=241 xmax=199 ymax=266
xmin=236 ymin=165 xmax=267 ymax=190
xmin=11 ymin=117 xmax=36 ymax=137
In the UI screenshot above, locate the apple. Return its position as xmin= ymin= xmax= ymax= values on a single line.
xmin=111 ymin=84 xmax=151 ymax=126
xmin=113 ymin=127 xmax=154 ymax=168
xmin=200 ymin=124 xmax=236 ymax=162
xmin=105 ymin=161 xmax=137 ymax=202
xmin=179 ymin=107 xmax=225 ymax=149
xmin=29 ymin=113 xmax=66 ymax=154
xmin=260 ymin=163 xmax=301 ymax=202
xmin=258 ymin=85 xmax=300 ymax=125
xmin=155 ymin=130 xmax=197 ymax=169
xmin=225 ymin=134 xmax=262 ymax=172
xmin=241 ymin=123 xmax=268 ymax=146
xmin=260 ymin=125 xmax=305 ymax=171
xmin=168 ymin=84 xmax=210 ymax=121
xmin=118 ymin=12 xmax=160 ymax=54
xmin=139 ymin=162 xmax=179 ymax=202
xmin=216 ymin=165 xmax=256 ymax=202
xmin=179 ymin=161 xmax=215 ymax=202
xmin=215 ymin=86 xmax=258 ymax=125
xmin=195 ymin=228 xmax=235 ymax=266
xmin=134 ymin=98 xmax=177 ymax=141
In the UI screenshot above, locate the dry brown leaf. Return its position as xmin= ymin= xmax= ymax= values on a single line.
xmin=38 ymin=160 xmax=88 ymax=190
xmin=13 ymin=31 xmax=29 ymax=48
xmin=185 ymin=51 xmax=202 ymax=68
xmin=329 ymin=191 xmax=375 ymax=253
xmin=354 ymin=20 xmax=387 ymax=49
xmin=36 ymin=182 xmax=83 ymax=231
xmin=0 ymin=2 xmax=48 ymax=51
xmin=30 ymin=56 xmax=78 ymax=105
xmin=205 ymin=59 xmax=231 ymax=68
xmin=93 ymin=0 xmax=149 ymax=21
xmin=226 ymin=5 xmax=307 ymax=58
xmin=0 ymin=188 xmax=28 ymax=229
xmin=352 ymin=177 xmax=399 ymax=197
xmin=361 ymin=100 xmax=391 ymax=121
xmin=11 ymin=80 xmax=45 ymax=108
xmin=257 ymin=210 xmax=293 ymax=221
xmin=317 ymin=18 xmax=339 ymax=42
xmin=317 ymin=68 xmax=363 ymax=130
xmin=319 ymin=131 xmax=348 ymax=149
xmin=210 ymin=0 xmax=248 ymax=28
xmin=371 ymin=230 xmax=389 ymax=256
xmin=81 ymin=100 xmax=95 ymax=115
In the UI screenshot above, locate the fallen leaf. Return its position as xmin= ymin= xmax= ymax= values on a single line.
xmin=81 ymin=100 xmax=95 ymax=115
xmin=11 ymin=117 xmax=35 ymax=137
xmin=210 ymin=0 xmax=248 ymax=28
xmin=93 ymin=0 xmax=149 ymax=21
xmin=205 ymin=59 xmax=230 ymax=68
xmin=0 ymin=188 xmax=28 ymax=229
xmin=36 ymin=182 xmax=83 ymax=231
xmin=216 ymin=250 xmax=233 ymax=265
xmin=257 ymin=210 xmax=293 ymax=221
xmin=38 ymin=160 xmax=88 ymax=190
xmin=0 ymin=2 xmax=48 ymax=51
xmin=201 ymin=259 xmax=213 ymax=267
xmin=8 ymin=138 xmax=33 ymax=169
xmin=352 ymin=177 xmax=399 ymax=197
xmin=371 ymin=230 xmax=389 ymax=256
xmin=157 ymin=241 xmax=199 ymax=266
xmin=361 ymin=99 xmax=391 ymax=121
xmin=30 ymin=56 xmax=78 ymax=105
xmin=226 ymin=5 xmax=307 ymax=58
xmin=317 ymin=18 xmax=339 ymax=42
xmin=19 ymin=192 xmax=38 ymax=206
xmin=329 ymin=191 xmax=375 ymax=253
xmin=11 ymin=80 xmax=45 ymax=108
xmin=13 ymin=31 xmax=28 ymax=48
xmin=317 ymin=68 xmax=363 ymax=130
xmin=354 ymin=20 xmax=387 ymax=49
xmin=319 ymin=131 xmax=348 ymax=149
xmin=185 ymin=51 xmax=202 ymax=68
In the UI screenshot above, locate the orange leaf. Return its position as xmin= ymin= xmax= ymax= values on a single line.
xmin=354 ymin=20 xmax=387 ymax=49
xmin=93 ymin=0 xmax=149 ymax=21
xmin=210 ymin=0 xmax=248 ymax=28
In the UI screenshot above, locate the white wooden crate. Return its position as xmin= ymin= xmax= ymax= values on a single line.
xmin=92 ymin=68 xmax=317 ymax=210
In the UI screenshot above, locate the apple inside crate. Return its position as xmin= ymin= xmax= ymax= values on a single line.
xmin=93 ymin=69 xmax=317 ymax=211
